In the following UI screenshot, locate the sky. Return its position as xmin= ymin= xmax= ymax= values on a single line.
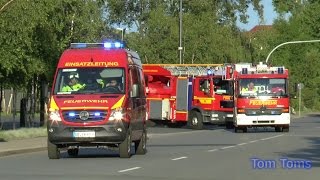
xmin=237 ymin=0 xmax=278 ymax=31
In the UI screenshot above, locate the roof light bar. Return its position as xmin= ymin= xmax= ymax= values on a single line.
xmin=70 ymin=41 xmax=125 ymax=49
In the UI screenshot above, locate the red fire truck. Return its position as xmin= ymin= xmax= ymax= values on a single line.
xmin=230 ymin=62 xmax=291 ymax=133
xmin=142 ymin=64 xmax=234 ymax=130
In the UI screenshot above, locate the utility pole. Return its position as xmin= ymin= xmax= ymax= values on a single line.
xmin=297 ymin=83 xmax=304 ymax=117
xmin=178 ymin=0 xmax=183 ymax=64
xmin=116 ymin=28 xmax=125 ymax=41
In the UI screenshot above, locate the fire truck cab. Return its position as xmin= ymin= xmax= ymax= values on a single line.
xmin=231 ymin=62 xmax=290 ymax=133
xmin=47 ymin=42 xmax=147 ymax=159
xmin=143 ymin=64 xmax=234 ymax=130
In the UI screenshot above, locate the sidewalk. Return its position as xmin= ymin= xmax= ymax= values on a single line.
xmin=0 ymin=137 xmax=47 ymax=157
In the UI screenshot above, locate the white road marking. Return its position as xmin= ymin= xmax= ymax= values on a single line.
xmin=171 ymin=156 xmax=188 ymax=161
xmin=237 ymin=142 xmax=248 ymax=146
xmin=118 ymin=167 xmax=141 ymax=173
xmin=260 ymin=134 xmax=284 ymax=141
xmin=207 ymin=134 xmax=284 ymax=152
xmin=208 ymin=149 xmax=218 ymax=152
xmin=220 ymin=146 xmax=235 ymax=150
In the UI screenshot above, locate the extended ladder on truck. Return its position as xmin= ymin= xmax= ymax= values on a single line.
xmin=142 ymin=64 xmax=227 ymax=77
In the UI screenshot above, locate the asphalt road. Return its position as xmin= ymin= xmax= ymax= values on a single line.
xmin=0 ymin=115 xmax=319 ymax=180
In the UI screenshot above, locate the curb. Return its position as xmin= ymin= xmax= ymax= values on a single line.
xmin=0 ymin=147 xmax=47 ymax=157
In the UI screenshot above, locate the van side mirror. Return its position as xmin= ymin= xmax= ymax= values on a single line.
xmin=131 ymin=84 xmax=140 ymax=98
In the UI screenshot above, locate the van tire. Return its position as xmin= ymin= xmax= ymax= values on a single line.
xmin=119 ymin=128 xmax=132 ymax=158
xmin=48 ymin=139 xmax=60 ymax=159
xmin=188 ymin=111 xmax=203 ymax=130
xmin=135 ymin=127 xmax=147 ymax=155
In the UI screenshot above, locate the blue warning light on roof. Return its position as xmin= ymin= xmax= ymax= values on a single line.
xmin=70 ymin=41 xmax=125 ymax=49
xmin=207 ymin=69 xmax=214 ymax=76
xmin=104 ymin=41 xmax=124 ymax=49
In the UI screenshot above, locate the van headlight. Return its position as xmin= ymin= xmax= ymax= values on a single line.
xmin=109 ymin=108 xmax=124 ymax=121
xmin=49 ymin=110 xmax=62 ymax=121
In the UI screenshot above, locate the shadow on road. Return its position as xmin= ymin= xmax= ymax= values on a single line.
xmin=59 ymin=148 xmax=128 ymax=159
xmin=277 ymin=137 xmax=320 ymax=168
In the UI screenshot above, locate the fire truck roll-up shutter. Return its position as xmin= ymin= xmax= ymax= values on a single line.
xmin=149 ymin=99 xmax=170 ymax=120
xmin=176 ymin=77 xmax=190 ymax=111
xmin=149 ymin=100 xmax=162 ymax=120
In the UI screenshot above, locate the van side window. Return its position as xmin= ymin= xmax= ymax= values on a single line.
xmin=129 ymin=66 xmax=140 ymax=97
xmin=137 ymin=68 xmax=146 ymax=97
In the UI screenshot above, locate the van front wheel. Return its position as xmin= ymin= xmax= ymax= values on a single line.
xmin=119 ymin=128 xmax=132 ymax=158
xmin=48 ymin=139 xmax=60 ymax=159
xmin=135 ymin=127 xmax=147 ymax=155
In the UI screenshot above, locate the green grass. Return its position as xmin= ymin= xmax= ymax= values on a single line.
xmin=0 ymin=127 xmax=47 ymax=141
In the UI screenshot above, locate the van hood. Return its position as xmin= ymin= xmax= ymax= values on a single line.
xmin=51 ymin=94 xmax=125 ymax=110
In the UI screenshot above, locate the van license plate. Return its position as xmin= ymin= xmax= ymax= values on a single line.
xmin=73 ymin=131 xmax=95 ymax=138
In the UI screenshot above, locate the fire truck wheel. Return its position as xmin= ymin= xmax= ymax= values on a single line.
xmin=67 ymin=148 xmax=79 ymax=157
xmin=119 ymin=128 xmax=132 ymax=158
xmin=135 ymin=127 xmax=147 ymax=155
xmin=47 ymin=139 xmax=60 ymax=159
xmin=188 ymin=111 xmax=203 ymax=130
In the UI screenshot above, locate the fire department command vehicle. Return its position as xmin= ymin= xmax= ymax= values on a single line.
xmin=47 ymin=42 xmax=147 ymax=159
xmin=142 ymin=64 xmax=234 ymax=130
xmin=228 ymin=62 xmax=291 ymax=133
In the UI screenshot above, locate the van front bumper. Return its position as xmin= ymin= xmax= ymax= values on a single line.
xmin=47 ymin=121 xmax=129 ymax=145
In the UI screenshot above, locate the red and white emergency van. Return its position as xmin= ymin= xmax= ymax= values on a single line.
xmin=230 ymin=62 xmax=291 ymax=132
xmin=143 ymin=64 xmax=234 ymax=130
xmin=47 ymin=42 xmax=147 ymax=159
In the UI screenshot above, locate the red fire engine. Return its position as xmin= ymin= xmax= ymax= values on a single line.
xmin=142 ymin=64 xmax=234 ymax=130
xmin=229 ymin=62 xmax=291 ymax=133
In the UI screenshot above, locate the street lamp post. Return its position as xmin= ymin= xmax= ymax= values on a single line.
xmin=116 ymin=28 xmax=125 ymax=41
xmin=0 ymin=0 xmax=15 ymax=13
xmin=297 ymin=83 xmax=304 ymax=117
xmin=265 ymin=40 xmax=320 ymax=117
xmin=265 ymin=39 xmax=320 ymax=64
xmin=178 ymin=0 xmax=183 ymax=64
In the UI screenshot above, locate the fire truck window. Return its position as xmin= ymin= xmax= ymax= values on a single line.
xmin=199 ymin=79 xmax=210 ymax=92
xmin=239 ymin=78 xmax=287 ymax=97
xmin=214 ymin=79 xmax=230 ymax=95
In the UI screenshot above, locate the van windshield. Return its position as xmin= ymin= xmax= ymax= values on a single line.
xmin=53 ymin=68 xmax=125 ymax=95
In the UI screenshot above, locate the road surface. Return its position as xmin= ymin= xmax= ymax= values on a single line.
xmin=0 ymin=115 xmax=319 ymax=180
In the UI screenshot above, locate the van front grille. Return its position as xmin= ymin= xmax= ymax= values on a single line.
xmin=62 ymin=110 xmax=107 ymax=123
